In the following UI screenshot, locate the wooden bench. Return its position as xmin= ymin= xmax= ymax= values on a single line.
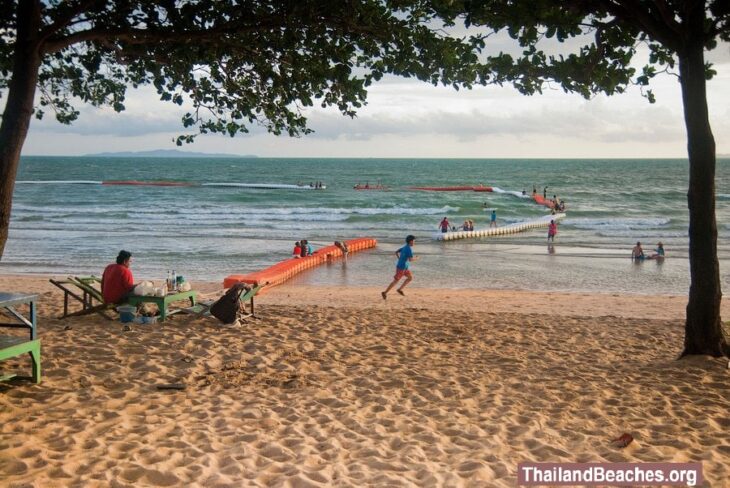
xmin=0 ymin=293 xmax=41 ymax=384
xmin=180 ymin=283 xmax=263 ymax=320
xmin=0 ymin=337 xmax=41 ymax=383
xmin=49 ymin=276 xmax=116 ymax=320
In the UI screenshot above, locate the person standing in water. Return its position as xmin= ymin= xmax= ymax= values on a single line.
xmin=632 ymin=241 xmax=645 ymax=260
xmin=382 ymin=235 xmax=417 ymax=299
xmin=547 ymin=220 xmax=558 ymax=242
xmin=439 ymin=217 xmax=450 ymax=233
xmin=490 ymin=209 xmax=497 ymax=228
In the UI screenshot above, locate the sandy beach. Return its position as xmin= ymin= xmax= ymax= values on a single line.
xmin=1 ymin=274 xmax=729 ymax=487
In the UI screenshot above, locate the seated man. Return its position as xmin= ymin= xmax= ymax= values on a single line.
xmin=102 ymin=250 xmax=135 ymax=304
xmin=648 ymin=242 xmax=665 ymax=259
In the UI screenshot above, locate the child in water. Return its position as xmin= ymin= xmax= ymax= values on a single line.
xmin=648 ymin=242 xmax=665 ymax=259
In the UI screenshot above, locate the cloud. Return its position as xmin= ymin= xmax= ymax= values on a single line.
xmin=16 ymin=39 xmax=730 ymax=158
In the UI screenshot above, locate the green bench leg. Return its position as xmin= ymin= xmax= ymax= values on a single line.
xmin=30 ymin=344 xmax=41 ymax=383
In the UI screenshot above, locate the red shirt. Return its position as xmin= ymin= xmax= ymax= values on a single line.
xmin=102 ymin=263 xmax=134 ymax=303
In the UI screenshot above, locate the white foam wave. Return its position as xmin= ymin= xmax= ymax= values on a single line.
xmin=11 ymin=203 xmax=459 ymax=217
xmin=569 ymin=217 xmax=671 ymax=230
xmin=490 ymin=187 xmax=530 ymax=198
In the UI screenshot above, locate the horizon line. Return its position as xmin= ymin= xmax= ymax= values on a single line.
xmin=21 ymin=154 xmax=723 ymax=160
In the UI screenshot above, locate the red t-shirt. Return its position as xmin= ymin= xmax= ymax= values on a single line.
xmin=102 ymin=263 xmax=134 ymax=303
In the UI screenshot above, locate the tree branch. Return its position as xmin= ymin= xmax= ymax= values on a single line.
xmin=42 ymin=24 xmax=261 ymax=54
xmin=38 ymin=0 xmax=103 ymax=43
xmin=597 ymin=0 xmax=683 ymax=51
xmin=651 ymin=0 xmax=683 ymax=36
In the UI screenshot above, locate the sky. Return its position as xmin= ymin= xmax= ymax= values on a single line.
xmin=15 ymin=37 xmax=730 ymax=159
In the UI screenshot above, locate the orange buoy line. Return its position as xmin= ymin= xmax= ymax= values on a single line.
xmin=223 ymin=237 xmax=377 ymax=289
xmin=532 ymin=195 xmax=555 ymax=208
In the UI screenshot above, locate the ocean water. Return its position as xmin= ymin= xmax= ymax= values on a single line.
xmin=4 ymin=157 xmax=730 ymax=295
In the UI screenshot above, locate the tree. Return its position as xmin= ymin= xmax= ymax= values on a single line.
xmin=0 ymin=0 xmax=481 ymax=256
xmin=2 ymin=1 xmax=727 ymax=358
xmin=450 ymin=0 xmax=729 ymax=357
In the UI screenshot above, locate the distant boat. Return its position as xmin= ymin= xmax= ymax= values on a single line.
xmin=353 ymin=183 xmax=387 ymax=190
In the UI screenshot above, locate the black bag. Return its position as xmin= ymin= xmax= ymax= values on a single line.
xmin=210 ymin=283 xmax=250 ymax=324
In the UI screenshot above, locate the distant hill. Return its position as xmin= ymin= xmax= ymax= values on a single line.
xmin=85 ymin=149 xmax=256 ymax=158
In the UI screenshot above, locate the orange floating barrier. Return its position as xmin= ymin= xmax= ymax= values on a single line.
xmin=223 ymin=237 xmax=377 ymax=289
xmin=533 ymin=195 xmax=556 ymax=208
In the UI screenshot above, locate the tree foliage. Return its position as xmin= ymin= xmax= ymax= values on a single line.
xmin=1 ymin=0 xmax=486 ymax=143
xmin=446 ymin=0 xmax=729 ymax=101
xmin=443 ymin=0 xmax=730 ymax=357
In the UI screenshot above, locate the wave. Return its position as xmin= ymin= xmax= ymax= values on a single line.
xmin=718 ymin=194 xmax=730 ymax=201
xmin=12 ymin=204 xmax=461 ymax=217
xmin=490 ymin=187 xmax=531 ymax=198
xmin=16 ymin=215 xmax=44 ymax=222
xmin=596 ymin=230 xmax=687 ymax=238
xmin=568 ymin=217 xmax=671 ymax=231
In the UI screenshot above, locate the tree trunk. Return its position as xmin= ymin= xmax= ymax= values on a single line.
xmin=0 ymin=1 xmax=42 ymax=259
xmin=678 ymin=26 xmax=729 ymax=356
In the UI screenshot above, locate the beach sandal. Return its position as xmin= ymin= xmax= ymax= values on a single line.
xmin=611 ymin=433 xmax=634 ymax=448
xmin=381 ymin=291 xmax=387 ymax=300
xmin=397 ymin=289 xmax=405 ymax=296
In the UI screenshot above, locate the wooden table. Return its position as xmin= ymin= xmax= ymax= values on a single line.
xmin=0 ymin=293 xmax=41 ymax=383
xmin=126 ymin=290 xmax=197 ymax=321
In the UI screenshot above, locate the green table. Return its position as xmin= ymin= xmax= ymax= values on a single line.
xmin=126 ymin=290 xmax=197 ymax=321
xmin=0 ymin=292 xmax=38 ymax=340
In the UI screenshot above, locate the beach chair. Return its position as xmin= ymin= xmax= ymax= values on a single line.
xmin=181 ymin=283 xmax=263 ymax=322
xmin=49 ymin=276 xmax=116 ymax=320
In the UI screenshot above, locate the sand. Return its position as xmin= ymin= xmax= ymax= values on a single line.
xmin=1 ymin=274 xmax=729 ymax=487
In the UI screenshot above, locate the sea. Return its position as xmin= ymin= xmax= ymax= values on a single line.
xmin=3 ymin=157 xmax=730 ymax=295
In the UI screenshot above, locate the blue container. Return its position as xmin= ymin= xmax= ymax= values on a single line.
xmin=117 ymin=305 xmax=136 ymax=323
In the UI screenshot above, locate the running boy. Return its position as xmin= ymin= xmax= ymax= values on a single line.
xmin=382 ymin=235 xmax=417 ymax=299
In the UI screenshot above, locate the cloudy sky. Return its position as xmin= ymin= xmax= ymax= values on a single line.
xmin=17 ymin=38 xmax=730 ymax=159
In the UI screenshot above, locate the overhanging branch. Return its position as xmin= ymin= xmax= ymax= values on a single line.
xmin=599 ymin=0 xmax=683 ymax=51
